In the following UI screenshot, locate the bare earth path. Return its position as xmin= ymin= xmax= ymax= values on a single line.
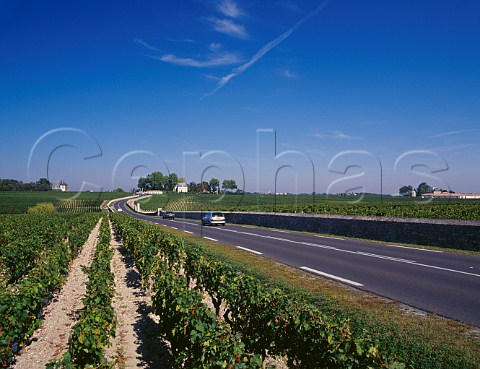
xmin=105 ymin=220 xmax=171 ymax=368
xmin=11 ymin=218 xmax=102 ymax=369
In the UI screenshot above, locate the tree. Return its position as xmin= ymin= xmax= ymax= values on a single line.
xmin=167 ymin=173 xmax=179 ymax=191
xmin=222 ymin=179 xmax=237 ymax=191
xmin=138 ymin=177 xmax=150 ymax=191
xmin=399 ymin=185 xmax=413 ymax=196
xmin=209 ymin=178 xmax=220 ymax=193
xmin=188 ymin=181 xmax=196 ymax=192
xmin=417 ymin=182 xmax=433 ymax=195
xmin=149 ymin=171 xmax=166 ymax=190
xmin=35 ymin=178 xmax=51 ymax=191
xmin=202 ymin=181 xmax=210 ymax=193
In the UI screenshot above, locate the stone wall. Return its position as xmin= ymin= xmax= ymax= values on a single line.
xmin=177 ymin=211 xmax=480 ymax=252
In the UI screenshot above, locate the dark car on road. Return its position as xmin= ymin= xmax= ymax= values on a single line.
xmin=201 ymin=211 xmax=226 ymax=226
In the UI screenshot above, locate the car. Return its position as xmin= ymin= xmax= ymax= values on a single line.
xmin=202 ymin=211 xmax=226 ymax=226
xmin=160 ymin=211 xmax=175 ymax=220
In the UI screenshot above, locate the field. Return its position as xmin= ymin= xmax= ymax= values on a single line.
xmin=0 ymin=191 xmax=130 ymax=214
xmin=1 ymin=193 xmax=479 ymax=368
xmin=136 ymin=193 xmax=480 ymax=220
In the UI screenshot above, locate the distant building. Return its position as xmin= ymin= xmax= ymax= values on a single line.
xmin=174 ymin=183 xmax=188 ymax=193
xmin=421 ymin=192 xmax=480 ymax=199
xmin=52 ymin=180 xmax=68 ymax=192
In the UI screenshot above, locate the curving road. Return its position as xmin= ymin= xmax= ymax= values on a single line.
xmin=111 ymin=198 xmax=480 ymax=327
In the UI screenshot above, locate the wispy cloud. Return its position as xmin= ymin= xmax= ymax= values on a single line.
xmin=134 ymin=39 xmax=161 ymax=52
xmin=209 ymin=17 xmax=247 ymax=38
xmin=430 ymin=128 xmax=478 ymax=138
xmin=314 ymin=131 xmax=361 ymax=140
xmin=155 ymin=51 xmax=241 ymax=68
xmin=136 ymin=39 xmax=241 ymax=68
xmin=218 ymin=0 xmax=243 ymax=18
xmin=280 ymin=69 xmax=298 ymax=78
xmin=201 ymin=0 xmax=331 ymax=99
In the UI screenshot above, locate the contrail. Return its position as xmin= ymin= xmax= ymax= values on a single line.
xmin=201 ymin=0 xmax=331 ymax=100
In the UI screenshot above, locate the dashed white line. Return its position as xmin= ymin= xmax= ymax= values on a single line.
xmin=204 ymin=237 xmax=218 ymax=242
xmin=355 ymin=251 xmax=416 ymax=264
xmin=184 ymin=230 xmax=193 ymax=234
xmin=317 ymin=235 xmax=345 ymax=240
xmin=170 ymin=227 xmax=178 ymax=230
xmin=300 ymin=267 xmax=364 ymax=287
xmin=386 ymin=244 xmax=443 ymax=253
xmin=236 ymin=246 xmax=263 ymax=255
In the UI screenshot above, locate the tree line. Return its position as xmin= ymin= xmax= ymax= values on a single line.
xmin=137 ymin=172 xmax=238 ymax=193
xmin=399 ymin=182 xmax=454 ymax=196
xmin=0 ymin=178 xmax=53 ymax=191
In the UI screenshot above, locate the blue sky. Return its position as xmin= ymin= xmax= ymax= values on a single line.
xmin=1 ymin=0 xmax=479 ymax=194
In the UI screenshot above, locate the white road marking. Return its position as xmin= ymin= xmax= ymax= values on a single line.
xmin=386 ymin=244 xmax=443 ymax=253
xmin=184 ymin=230 xmax=193 ymax=234
xmin=355 ymin=251 xmax=416 ymax=264
xmin=317 ymin=235 xmax=344 ymax=240
xmin=170 ymin=227 xmax=178 ymax=230
xmin=301 ymin=267 xmax=364 ymax=287
xmin=402 ymin=261 xmax=480 ymax=278
xmin=236 ymin=246 xmax=263 ymax=255
xmin=204 ymin=237 xmax=218 ymax=242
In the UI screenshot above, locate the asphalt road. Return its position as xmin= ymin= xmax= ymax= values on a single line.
xmin=111 ymin=198 xmax=480 ymax=327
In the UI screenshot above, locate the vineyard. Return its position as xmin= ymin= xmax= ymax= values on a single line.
xmin=110 ymin=213 xmax=404 ymax=368
xmin=0 ymin=209 xmax=478 ymax=367
xmin=0 ymin=192 xmax=130 ymax=214
xmin=0 ymin=213 xmax=100 ymax=365
xmin=48 ymin=218 xmax=115 ymax=368
xmin=136 ymin=193 xmax=480 ymax=220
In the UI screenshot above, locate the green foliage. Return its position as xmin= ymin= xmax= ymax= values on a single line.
xmin=48 ymin=217 xmax=116 ymax=369
xmin=0 ymin=177 xmax=51 ymax=192
xmin=399 ymin=185 xmax=413 ymax=196
xmin=222 ymin=179 xmax=238 ymax=190
xmin=135 ymin=193 xmax=480 ymax=220
xmin=111 ymin=213 xmax=403 ymax=369
xmin=417 ymin=182 xmax=434 ymax=195
xmin=0 ymin=191 xmax=130 ymax=214
xmin=27 ymin=202 xmax=56 ymax=214
xmin=0 ymin=213 xmax=100 ymax=365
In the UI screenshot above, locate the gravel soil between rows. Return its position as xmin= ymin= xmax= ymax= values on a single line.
xmin=105 ymin=220 xmax=172 ymax=368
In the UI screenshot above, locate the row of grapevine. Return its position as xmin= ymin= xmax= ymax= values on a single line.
xmin=48 ymin=217 xmax=116 ymax=368
xmin=0 ymin=213 xmax=100 ymax=365
xmin=111 ymin=213 xmax=404 ymax=368
xmin=55 ymin=200 xmax=103 ymax=213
